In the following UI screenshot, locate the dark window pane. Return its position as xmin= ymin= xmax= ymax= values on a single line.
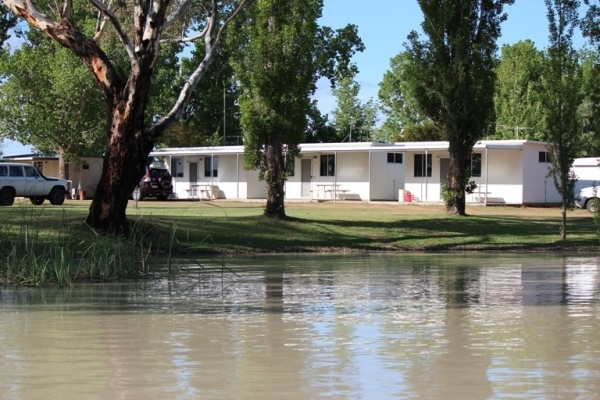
xmin=414 ymin=154 xmax=423 ymax=177
xmin=471 ymin=153 xmax=481 ymax=177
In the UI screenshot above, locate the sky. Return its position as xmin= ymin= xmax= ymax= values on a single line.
xmin=1 ymin=0 xmax=591 ymax=156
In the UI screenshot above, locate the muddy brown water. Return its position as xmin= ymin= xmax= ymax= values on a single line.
xmin=0 ymin=253 xmax=599 ymax=399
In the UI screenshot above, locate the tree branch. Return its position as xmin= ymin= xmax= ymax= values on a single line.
xmin=159 ymin=24 xmax=209 ymax=43
xmin=89 ymin=0 xmax=139 ymax=67
xmin=148 ymin=0 xmax=250 ymax=139
xmin=61 ymin=0 xmax=71 ymax=19
xmin=163 ymin=0 xmax=193 ymax=29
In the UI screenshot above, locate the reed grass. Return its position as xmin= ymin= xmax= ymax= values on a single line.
xmin=0 ymin=205 xmax=159 ymax=287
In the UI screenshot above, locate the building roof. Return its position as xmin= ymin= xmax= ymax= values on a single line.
xmin=150 ymin=139 xmax=546 ymax=157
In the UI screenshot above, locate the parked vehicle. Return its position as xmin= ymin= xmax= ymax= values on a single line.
xmin=135 ymin=164 xmax=173 ymax=200
xmin=575 ymin=186 xmax=600 ymax=213
xmin=0 ymin=162 xmax=71 ymax=206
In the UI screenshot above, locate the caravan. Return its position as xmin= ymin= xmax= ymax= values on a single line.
xmin=572 ymin=158 xmax=600 ymax=213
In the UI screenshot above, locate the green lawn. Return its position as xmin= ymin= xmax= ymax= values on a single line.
xmin=2 ymin=198 xmax=596 ymax=254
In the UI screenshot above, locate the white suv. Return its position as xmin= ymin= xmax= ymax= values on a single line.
xmin=0 ymin=163 xmax=71 ymax=206
xmin=575 ymin=186 xmax=600 ymax=213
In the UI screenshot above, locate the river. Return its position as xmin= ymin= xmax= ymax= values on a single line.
xmin=0 ymin=253 xmax=598 ymax=399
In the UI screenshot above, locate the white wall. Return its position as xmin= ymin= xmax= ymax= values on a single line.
xmin=522 ymin=144 xmax=561 ymax=204
xmin=370 ymin=152 xmax=405 ymax=201
xmin=485 ymin=149 xmax=523 ymax=204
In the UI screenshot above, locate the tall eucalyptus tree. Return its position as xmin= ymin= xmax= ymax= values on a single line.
xmin=2 ymin=0 xmax=249 ymax=234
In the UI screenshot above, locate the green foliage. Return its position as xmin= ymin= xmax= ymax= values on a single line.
xmin=405 ymin=0 xmax=513 ymax=214
xmin=161 ymin=39 xmax=242 ymax=147
xmin=378 ymin=52 xmax=429 ymax=139
xmin=0 ymin=37 xmax=107 ymax=157
xmin=231 ymin=0 xmax=364 ymax=217
xmin=401 ymin=120 xmax=446 ymax=142
xmin=331 ymin=74 xmax=378 ymax=142
xmin=0 ymin=3 xmax=17 ymax=48
xmin=578 ymin=47 xmax=600 ymax=157
xmin=304 ymin=101 xmax=338 ymax=143
xmin=493 ymin=40 xmax=546 ymax=140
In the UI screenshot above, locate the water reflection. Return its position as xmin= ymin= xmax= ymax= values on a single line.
xmin=0 ymin=253 xmax=599 ymax=399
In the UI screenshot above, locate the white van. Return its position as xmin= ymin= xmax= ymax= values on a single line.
xmin=0 ymin=162 xmax=71 ymax=206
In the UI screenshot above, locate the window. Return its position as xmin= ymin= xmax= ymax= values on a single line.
xmin=0 ymin=166 xmax=7 ymax=177
xmin=171 ymin=157 xmax=184 ymax=177
xmin=9 ymin=166 xmax=23 ymax=177
xmin=35 ymin=161 xmax=43 ymax=172
xmin=414 ymin=154 xmax=432 ymax=177
xmin=470 ymin=153 xmax=482 ymax=177
xmin=387 ymin=153 xmax=403 ymax=164
xmin=204 ymin=156 xmax=218 ymax=177
xmin=24 ymin=166 xmax=39 ymax=177
xmin=539 ymin=151 xmax=552 ymax=163
xmin=320 ymin=155 xmax=335 ymax=177
xmin=285 ymin=155 xmax=295 ymax=177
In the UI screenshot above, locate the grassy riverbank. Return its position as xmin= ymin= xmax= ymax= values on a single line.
xmin=3 ymin=198 xmax=600 ymax=250
xmin=2 ymin=198 xmax=598 ymax=285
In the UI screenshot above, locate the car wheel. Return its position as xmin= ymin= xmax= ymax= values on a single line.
xmin=586 ymin=197 xmax=600 ymax=213
xmin=30 ymin=196 xmax=45 ymax=205
xmin=48 ymin=188 xmax=65 ymax=205
xmin=0 ymin=189 xmax=15 ymax=206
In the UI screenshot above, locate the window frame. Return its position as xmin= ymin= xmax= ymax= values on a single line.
xmin=387 ymin=153 xmax=403 ymax=164
xmin=320 ymin=154 xmax=335 ymax=177
xmin=470 ymin=153 xmax=482 ymax=177
xmin=171 ymin=157 xmax=184 ymax=178
xmin=413 ymin=154 xmax=432 ymax=178
xmin=204 ymin=156 xmax=218 ymax=178
xmin=539 ymin=151 xmax=552 ymax=163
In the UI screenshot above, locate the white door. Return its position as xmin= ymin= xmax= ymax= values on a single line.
xmin=8 ymin=165 xmax=27 ymax=195
xmin=301 ymin=159 xmax=312 ymax=197
xmin=24 ymin=165 xmax=46 ymax=196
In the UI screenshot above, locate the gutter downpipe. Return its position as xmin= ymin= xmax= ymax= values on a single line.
xmin=369 ymin=151 xmax=372 ymax=201
xmin=236 ymin=153 xmax=240 ymax=199
xmin=169 ymin=155 xmax=173 ymax=193
xmin=425 ymin=149 xmax=428 ymax=203
xmin=334 ymin=151 xmax=338 ymax=203
xmin=485 ymin=147 xmax=489 ymax=205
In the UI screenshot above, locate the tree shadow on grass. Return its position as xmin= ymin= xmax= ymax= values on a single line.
xmin=162 ymin=213 xmax=599 ymax=254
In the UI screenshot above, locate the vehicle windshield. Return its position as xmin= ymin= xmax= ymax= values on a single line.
xmin=151 ymin=169 xmax=171 ymax=179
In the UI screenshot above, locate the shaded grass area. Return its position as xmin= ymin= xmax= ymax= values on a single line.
xmin=125 ymin=200 xmax=599 ymax=253
xmin=1 ymin=199 xmax=598 ymax=286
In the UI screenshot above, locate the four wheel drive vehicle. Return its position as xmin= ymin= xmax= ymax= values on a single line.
xmin=575 ymin=186 xmax=600 ymax=213
xmin=0 ymin=162 xmax=71 ymax=206
xmin=135 ymin=165 xmax=173 ymax=201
